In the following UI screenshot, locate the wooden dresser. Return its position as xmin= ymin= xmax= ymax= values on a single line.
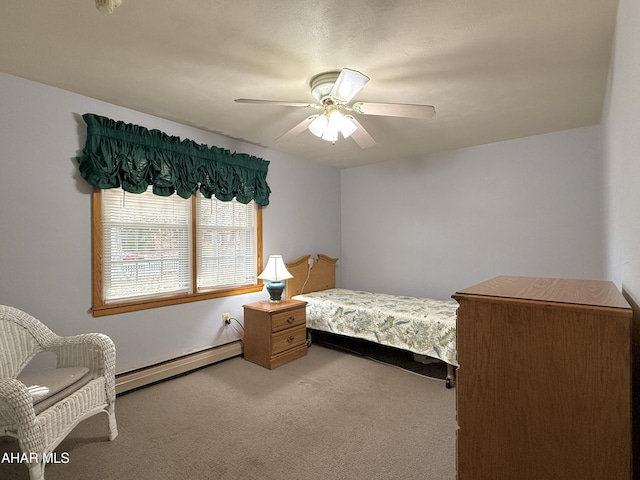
xmin=452 ymin=276 xmax=632 ymax=480
xmin=243 ymin=299 xmax=307 ymax=369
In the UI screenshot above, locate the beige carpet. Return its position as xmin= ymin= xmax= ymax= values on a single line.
xmin=0 ymin=345 xmax=456 ymax=480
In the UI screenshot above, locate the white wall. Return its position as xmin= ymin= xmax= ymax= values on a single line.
xmin=602 ymin=0 xmax=640 ymax=306
xmin=340 ymin=126 xmax=605 ymax=300
xmin=0 ymin=72 xmax=341 ymax=373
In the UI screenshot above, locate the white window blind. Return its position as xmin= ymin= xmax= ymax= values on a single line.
xmin=196 ymin=194 xmax=258 ymax=291
xmin=102 ymin=187 xmax=192 ymax=303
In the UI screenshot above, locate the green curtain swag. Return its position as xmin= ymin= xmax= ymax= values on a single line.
xmin=77 ymin=113 xmax=271 ymax=206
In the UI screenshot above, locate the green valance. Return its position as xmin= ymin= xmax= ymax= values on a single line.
xmin=76 ymin=113 xmax=271 ymax=206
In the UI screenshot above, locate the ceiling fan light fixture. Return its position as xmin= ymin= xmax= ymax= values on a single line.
xmin=308 ymin=114 xmax=328 ymax=137
xmin=308 ymin=110 xmax=358 ymax=143
xmin=339 ymin=115 xmax=358 ymax=139
xmin=321 ymin=129 xmax=339 ymax=143
xmin=327 ymin=110 xmax=344 ymax=131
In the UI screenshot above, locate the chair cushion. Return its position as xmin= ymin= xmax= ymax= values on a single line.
xmin=17 ymin=367 xmax=92 ymax=415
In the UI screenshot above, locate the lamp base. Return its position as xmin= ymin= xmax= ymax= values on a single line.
xmin=265 ymin=281 xmax=285 ymax=303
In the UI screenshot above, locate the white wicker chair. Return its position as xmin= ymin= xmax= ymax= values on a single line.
xmin=0 ymin=305 xmax=117 ymax=480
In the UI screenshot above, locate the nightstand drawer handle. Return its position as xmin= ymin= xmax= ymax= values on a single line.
xmin=287 ymin=335 xmax=295 ymax=343
xmin=287 ymin=316 xmax=295 ymax=324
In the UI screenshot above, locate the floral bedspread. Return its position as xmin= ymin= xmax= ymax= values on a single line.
xmin=293 ymin=288 xmax=458 ymax=366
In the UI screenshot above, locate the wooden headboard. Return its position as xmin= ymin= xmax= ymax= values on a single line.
xmin=285 ymin=254 xmax=338 ymax=298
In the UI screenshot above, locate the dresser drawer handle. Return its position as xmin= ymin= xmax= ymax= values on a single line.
xmin=286 ymin=316 xmax=295 ymax=324
xmin=287 ymin=335 xmax=295 ymax=343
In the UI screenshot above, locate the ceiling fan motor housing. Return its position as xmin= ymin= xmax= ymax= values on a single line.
xmin=310 ymin=71 xmax=341 ymax=102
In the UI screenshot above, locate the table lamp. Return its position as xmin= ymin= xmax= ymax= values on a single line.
xmin=258 ymin=255 xmax=293 ymax=303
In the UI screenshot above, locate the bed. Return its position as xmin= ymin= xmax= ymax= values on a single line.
xmin=285 ymin=254 xmax=458 ymax=388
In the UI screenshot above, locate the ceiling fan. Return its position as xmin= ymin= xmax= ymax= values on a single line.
xmin=235 ymin=68 xmax=436 ymax=149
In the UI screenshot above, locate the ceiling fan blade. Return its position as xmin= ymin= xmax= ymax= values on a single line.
xmin=352 ymin=102 xmax=436 ymax=119
xmin=275 ymin=116 xmax=318 ymax=142
xmin=345 ymin=116 xmax=376 ymax=149
xmin=235 ymin=99 xmax=319 ymax=108
xmin=329 ymin=68 xmax=370 ymax=104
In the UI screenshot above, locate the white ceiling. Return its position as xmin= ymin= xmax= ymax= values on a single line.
xmin=0 ymin=0 xmax=619 ymax=168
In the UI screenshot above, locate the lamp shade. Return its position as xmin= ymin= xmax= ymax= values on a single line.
xmin=308 ymin=114 xmax=329 ymax=138
xmin=258 ymin=255 xmax=293 ymax=303
xmin=258 ymin=255 xmax=293 ymax=282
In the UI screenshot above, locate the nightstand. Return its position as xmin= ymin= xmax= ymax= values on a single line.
xmin=242 ymin=299 xmax=307 ymax=369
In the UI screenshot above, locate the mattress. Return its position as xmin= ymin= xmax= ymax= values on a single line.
xmin=293 ymin=288 xmax=458 ymax=366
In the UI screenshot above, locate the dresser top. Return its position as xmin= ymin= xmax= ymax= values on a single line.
xmin=453 ymin=275 xmax=631 ymax=310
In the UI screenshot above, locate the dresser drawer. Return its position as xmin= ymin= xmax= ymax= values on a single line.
xmin=271 ymin=325 xmax=306 ymax=356
xmin=271 ymin=307 xmax=306 ymax=333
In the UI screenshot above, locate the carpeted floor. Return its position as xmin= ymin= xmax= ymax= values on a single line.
xmin=0 ymin=345 xmax=456 ymax=480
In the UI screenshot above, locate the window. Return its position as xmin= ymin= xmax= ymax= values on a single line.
xmin=92 ymin=187 xmax=263 ymax=316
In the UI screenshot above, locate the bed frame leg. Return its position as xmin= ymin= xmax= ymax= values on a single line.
xmin=445 ymin=364 xmax=456 ymax=389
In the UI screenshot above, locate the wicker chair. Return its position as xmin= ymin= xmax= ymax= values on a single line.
xmin=0 ymin=305 xmax=117 ymax=480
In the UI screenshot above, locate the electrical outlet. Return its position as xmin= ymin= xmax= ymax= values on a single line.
xmin=222 ymin=313 xmax=231 ymax=325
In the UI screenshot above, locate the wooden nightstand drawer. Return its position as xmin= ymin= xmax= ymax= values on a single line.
xmin=272 ymin=324 xmax=306 ymax=355
xmin=271 ymin=308 xmax=306 ymax=333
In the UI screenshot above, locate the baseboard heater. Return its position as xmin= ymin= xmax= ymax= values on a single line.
xmin=115 ymin=340 xmax=243 ymax=395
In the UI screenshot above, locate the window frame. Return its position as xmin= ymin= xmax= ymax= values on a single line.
xmin=91 ymin=189 xmax=263 ymax=317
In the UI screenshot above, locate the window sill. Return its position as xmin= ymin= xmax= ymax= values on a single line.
xmin=92 ymin=284 xmax=264 ymax=317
